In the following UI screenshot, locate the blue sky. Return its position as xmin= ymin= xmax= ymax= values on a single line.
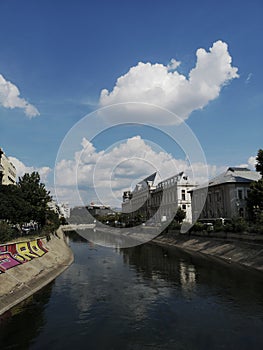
xmin=0 ymin=0 xmax=262 ymax=206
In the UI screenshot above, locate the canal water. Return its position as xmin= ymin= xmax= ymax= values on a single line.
xmin=1 ymin=232 xmax=263 ymax=350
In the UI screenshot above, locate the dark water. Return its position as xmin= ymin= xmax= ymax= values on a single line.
xmin=1 ymin=233 xmax=263 ymax=350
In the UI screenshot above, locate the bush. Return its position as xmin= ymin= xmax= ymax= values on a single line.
xmin=0 ymin=221 xmax=19 ymax=243
xmin=168 ymin=220 xmax=181 ymax=231
xmin=190 ymin=222 xmax=206 ymax=232
xmin=229 ymin=217 xmax=248 ymax=233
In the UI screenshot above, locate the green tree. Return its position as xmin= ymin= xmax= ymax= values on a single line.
xmin=246 ymin=149 xmax=263 ymax=223
xmin=174 ymin=207 xmax=186 ymax=223
xmin=17 ymin=172 xmax=52 ymax=226
xmin=255 ymin=149 xmax=263 ymax=178
xmin=42 ymin=208 xmax=60 ymax=234
xmin=0 ymin=184 xmax=31 ymax=224
xmin=247 ymin=179 xmax=263 ymax=222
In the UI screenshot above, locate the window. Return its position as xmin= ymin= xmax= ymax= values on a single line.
xmin=239 ymin=208 xmax=244 ymax=217
xmin=238 ymin=189 xmax=243 ymax=200
xmin=182 ymin=204 xmax=186 ymax=210
xmin=182 ymin=189 xmax=186 ymax=201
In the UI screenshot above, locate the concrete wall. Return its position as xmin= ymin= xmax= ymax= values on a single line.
xmin=0 ymin=228 xmax=74 ymax=315
xmin=154 ymin=233 xmax=263 ymax=272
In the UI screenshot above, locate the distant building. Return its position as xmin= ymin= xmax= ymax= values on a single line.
xmin=122 ymin=172 xmax=195 ymax=223
xmin=58 ymin=202 xmax=70 ymax=219
xmin=0 ymin=148 xmax=16 ymax=185
xmin=48 ymin=201 xmax=71 ymax=219
xmin=86 ymin=203 xmax=112 ymax=217
xmin=70 ymin=203 xmax=113 ymax=224
xmin=191 ymin=167 xmax=260 ymax=222
xmin=47 ymin=200 xmax=60 ymax=214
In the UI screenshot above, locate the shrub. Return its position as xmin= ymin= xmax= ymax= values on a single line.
xmin=190 ymin=222 xmax=206 ymax=232
xmin=230 ymin=217 xmax=248 ymax=233
xmin=0 ymin=221 xmax=19 ymax=243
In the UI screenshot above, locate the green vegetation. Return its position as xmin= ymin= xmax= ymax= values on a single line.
xmin=0 ymin=172 xmax=61 ymax=243
xmin=247 ymin=149 xmax=263 ymax=227
xmin=255 ymin=149 xmax=263 ymax=177
xmin=174 ymin=207 xmax=186 ymax=224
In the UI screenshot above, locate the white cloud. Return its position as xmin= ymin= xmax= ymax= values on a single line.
xmin=0 ymin=74 xmax=39 ymax=117
xmin=55 ymin=136 xmax=226 ymax=207
xmin=99 ymin=40 xmax=238 ymax=124
xmin=246 ymin=73 xmax=252 ymax=84
xmin=168 ymin=58 xmax=181 ymax=71
xmin=248 ymin=156 xmax=256 ymax=169
xmin=9 ymin=156 xmax=51 ymax=182
xmin=237 ymin=155 xmax=257 ymax=170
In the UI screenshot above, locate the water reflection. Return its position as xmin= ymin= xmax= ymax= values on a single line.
xmin=1 ymin=235 xmax=263 ymax=350
xmin=121 ymin=242 xmax=263 ymax=312
xmin=0 ymin=282 xmax=54 ymax=349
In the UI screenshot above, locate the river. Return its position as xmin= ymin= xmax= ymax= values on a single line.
xmin=1 ymin=232 xmax=263 ymax=349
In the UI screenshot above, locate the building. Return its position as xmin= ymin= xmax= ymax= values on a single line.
xmin=86 ymin=203 xmax=112 ymax=217
xmin=0 ymin=148 xmax=16 ymax=185
xmin=122 ymin=172 xmax=195 ymax=223
xmin=191 ymin=167 xmax=260 ymax=222
xmin=58 ymin=202 xmax=70 ymax=219
xmin=70 ymin=203 xmax=113 ymax=224
xmin=152 ymin=172 xmax=194 ymax=223
xmin=122 ymin=173 xmax=157 ymax=220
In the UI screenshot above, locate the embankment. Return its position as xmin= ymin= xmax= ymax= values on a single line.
xmin=153 ymin=232 xmax=263 ymax=272
xmin=0 ymin=228 xmax=74 ymax=316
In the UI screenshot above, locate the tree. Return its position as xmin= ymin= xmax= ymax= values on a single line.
xmin=17 ymin=172 xmax=52 ymax=226
xmin=174 ymin=207 xmax=186 ymax=223
xmin=247 ymin=179 xmax=263 ymax=222
xmin=0 ymin=184 xmax=31 ymax=224
xmin=246 ymin=149 xmax=263 ymax=223
xmin=255 ymin=149 xmax=263 ymax=178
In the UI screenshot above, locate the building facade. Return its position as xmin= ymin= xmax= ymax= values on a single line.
xmin=70 ymin=204 xmax=113 ymax=224
xmin=122 ymin=172 xmax=195 ymax=223
xmin=0 ymin=148 xmax=16 ymax=185
xmin=191 ymin=167 xmax=260 ymax=222
xmin=152 ymin=172 xmax=194 ymax=223
xmin=122 ymin=173 xmax=157 ymax=221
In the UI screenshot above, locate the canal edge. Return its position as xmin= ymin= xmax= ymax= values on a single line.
xmin=152 ymin=234 xmax=263 ymax=274
xmin=0 ymin=228 xmax=74 ymax=316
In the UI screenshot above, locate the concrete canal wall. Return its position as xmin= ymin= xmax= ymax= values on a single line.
xmin=154 ymin=232 xmax=263 ymax=272
xmin=0 ymin=228 xmax=74 ymax=316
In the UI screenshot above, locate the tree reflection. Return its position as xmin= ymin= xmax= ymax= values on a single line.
xmin=0 ymin=282 xmax=54 ymax=349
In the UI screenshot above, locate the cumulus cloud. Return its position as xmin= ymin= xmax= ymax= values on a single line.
xmin=99 ymin=40 xmax=238 ymax=124
xmin=55 ymin=136 xmax=225 ymax=207
xmin=237 ymin=155 xmax=257 ymax=170
xmin=248 ymin=156 xmax=256 ymax=169
xmin=0 ymin=74 xmax=39 ymax=117
xmin=9 ymin=156 xmax=51 ymax=182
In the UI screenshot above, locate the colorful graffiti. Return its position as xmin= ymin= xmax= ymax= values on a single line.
xmin=0 ymin=239 xmax=48 ymax=273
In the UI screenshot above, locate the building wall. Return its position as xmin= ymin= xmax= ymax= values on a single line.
xmin=122 ymin=187 xmax=152 ymax=220
xmin=193 ymin=182 xmax=252 ymax=221
xmin=0 ymin=148 xmax=16 ymax=185
xmin=122 ymin=173 xmax=195 ymax=223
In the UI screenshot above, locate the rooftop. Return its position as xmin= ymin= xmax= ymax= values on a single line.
xmin=194 ymin=167 xmax=260 ymax=191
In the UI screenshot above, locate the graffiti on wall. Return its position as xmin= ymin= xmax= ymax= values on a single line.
xmin=0 ymin=239 xmax=48 ymax=273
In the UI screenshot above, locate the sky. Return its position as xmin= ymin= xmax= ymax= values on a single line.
xmin=0 ymin=0 xmax=262 ymax=207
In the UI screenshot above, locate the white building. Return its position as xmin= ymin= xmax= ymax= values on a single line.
xmin=0 ymin=148 xmax=16 ymax=185
xmin=152 ymin=172 xmax=194 ymax=223
xmin=122 ymin=172 xmax=195 ymax=223
xmin=58 ymin=202 xmax=70 ymax=219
